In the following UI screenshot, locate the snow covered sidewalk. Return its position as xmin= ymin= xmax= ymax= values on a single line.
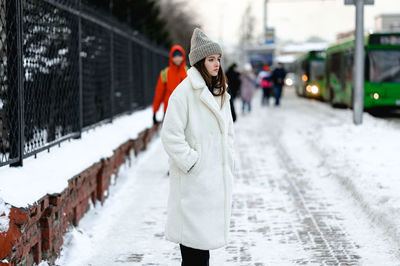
xmin=56 ymin=138 xmax=177 ymax=265
xmin=55 ymin=89 xmax=400 ymax=265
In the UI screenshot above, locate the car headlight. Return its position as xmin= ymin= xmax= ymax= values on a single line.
xmin=285 ymin=78 xmax=293 ymax=86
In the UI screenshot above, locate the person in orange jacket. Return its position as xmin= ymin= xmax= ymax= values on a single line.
xmin=152 ymin=45 xmax=187 ymax=124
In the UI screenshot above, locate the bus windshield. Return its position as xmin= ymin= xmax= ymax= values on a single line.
xmin=310 ymin=60 xmax=325 ymax=81
xmin=368 ymin=50 xmax=400 ymax=83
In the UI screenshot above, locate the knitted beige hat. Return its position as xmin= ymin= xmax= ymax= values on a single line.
xmin=188 ymin=28 xmax=222 ymax=66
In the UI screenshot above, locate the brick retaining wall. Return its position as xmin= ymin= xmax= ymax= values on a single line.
xmin=0 ymin=123 xmax=160 ymax=265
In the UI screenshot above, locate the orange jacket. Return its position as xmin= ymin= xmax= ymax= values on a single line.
xmin=153 ymin=45 xmax=187 ymax=114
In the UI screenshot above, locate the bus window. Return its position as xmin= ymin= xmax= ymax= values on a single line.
xmin=344 ymin=51 xmax=354 ymax=82
xmin=325 ymin=55 xmax=331 ymax=84
xmin=310 ymin=60 xmax=324 ymax=81
xmin=329 ymin=52 xmax=344 ymax=89
xmin=365 ymin=52 xmax=370 ymax=81
xmin=368 ymin=50 xmax=400 ymax=83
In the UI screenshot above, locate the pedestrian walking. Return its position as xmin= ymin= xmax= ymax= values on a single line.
xmin=225 ymin=63 xmax=241 ymax=122
xmin=161 ymin=28 xmax=235 ymax=266
xmin=152 ymin=45 xmax=187 ymax=124
xmin=257 ymin=65 xmax=273 ymax=106
xmin=240 ymin=63 xmax=256 ymax=114
xmin=271 ymin=62 xmax=287 ymax=106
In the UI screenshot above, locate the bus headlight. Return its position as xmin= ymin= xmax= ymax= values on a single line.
xmin=311 ymin=85 xmax=319 ymax=94
xmin=373 ymin=93 xmax=379 ymax=100
xmin=306 ymin=85 xmax=319 ymax=94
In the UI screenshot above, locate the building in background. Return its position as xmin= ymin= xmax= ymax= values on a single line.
xmin=336 ymin=30 xmax=355 ymax=41
xmin=244 ymin=44 xmax=275 ymax=72
xmin=375 ymin=14 xmax=400 ymax=32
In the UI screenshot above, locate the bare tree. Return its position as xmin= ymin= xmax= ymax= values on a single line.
xmin=158 ymin=0 xmax=201 ymax=56
xmin=239 ymin=3 xmax=255 ymax=47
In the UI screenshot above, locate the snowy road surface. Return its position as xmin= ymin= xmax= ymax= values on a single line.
xmin=56 ymin=89 xmax=400 ymax=266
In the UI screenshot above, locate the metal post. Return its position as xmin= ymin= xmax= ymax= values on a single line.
xmin=353 ymin=0 xmax=364 ymax=125
xmin=109 ymin=0 xmax=115 ymax=120
xmin=16 ymin=0 xmax=24 ymax=166
xmin=142 ymin=47 xmax=148 ymax=106
xmin=77 ymin=0 xmax=83 ymax=137
xmin=110 ymin=32 xmax=114 ymax=120
xmin=9 ymin=0 xmax=24 ymax=166
xmin=128 ymin=41 xmax=134 ymax=111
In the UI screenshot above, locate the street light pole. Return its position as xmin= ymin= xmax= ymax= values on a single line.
xmin=353 ymin=0 xmax=364 ymax=125
xmin=264 ymin=0 xmax=268 ymax=31
xmin=345 ymin=0 xmax=374 ymax=125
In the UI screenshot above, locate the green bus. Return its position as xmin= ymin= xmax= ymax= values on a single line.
xmin=324 ymin=33 xmax=400 ymax=108
xmin=294 ymin=50 xmax=326 ymax=99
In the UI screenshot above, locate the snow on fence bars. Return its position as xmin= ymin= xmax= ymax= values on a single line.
xmin=0 ymin=123 xmax=161 ymax=265
xmin=0 ymin=0 xmax=169 ymax=168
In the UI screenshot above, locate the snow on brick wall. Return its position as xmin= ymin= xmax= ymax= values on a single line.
xmin=0 ymin=198 xmax=10 ymax=233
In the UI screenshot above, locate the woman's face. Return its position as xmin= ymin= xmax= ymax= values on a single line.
xmin=204 ymin=54 xmax=221 ymax=77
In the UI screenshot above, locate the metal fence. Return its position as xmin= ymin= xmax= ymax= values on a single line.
xmin=0 ymin=0 xmax=169 ymax=167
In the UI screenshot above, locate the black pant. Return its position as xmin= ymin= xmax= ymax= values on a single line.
xmin=274 ymin=85 xmax=283 ymax=105
xmin=262 ymin=87 xmax=271 ymax=105
xmin=229 ymin=96 xmax=237 ymax=122
xmin=180 ymin=244 xmax=210 ymax=266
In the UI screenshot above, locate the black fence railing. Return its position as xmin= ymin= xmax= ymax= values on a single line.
xmin=0 ymin=0 xmax=169 ymax=167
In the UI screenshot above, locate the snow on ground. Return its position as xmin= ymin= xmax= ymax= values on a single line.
xmin=319 ymin=115 xmax=400 ymax=238
xmin=0 ymin=107 xmax=164 ymax=208
xmin=281 ymin=91 xmax=400 ymax=247
xmin=0 ymin=197 xmax=10 ymax=233
xmin=55 ymin=89 xmax=400 ymax=265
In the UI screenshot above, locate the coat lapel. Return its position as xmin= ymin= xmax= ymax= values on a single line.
xmin=199 ymin=88 xmax=226 ymax=134
xmin=188 ymin=67 xmax=231 ymax=134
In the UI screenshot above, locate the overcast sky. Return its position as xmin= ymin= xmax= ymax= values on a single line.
xmin=185 ymin=0 xmax=400 ymax=46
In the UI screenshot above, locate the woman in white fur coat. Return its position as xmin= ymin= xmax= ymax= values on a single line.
xmin=161 ymin=28 xmax=235 ymax=265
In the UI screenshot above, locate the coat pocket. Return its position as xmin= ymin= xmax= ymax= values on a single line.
xmin=187 ymin=143 xmax=202 ymax=176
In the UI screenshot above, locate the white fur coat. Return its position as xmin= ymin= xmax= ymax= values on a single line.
xmin=161 ymin=67 xmax=235 ymax=250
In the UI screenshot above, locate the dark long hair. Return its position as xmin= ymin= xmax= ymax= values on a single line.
xmin=194 ymin=58 xmax=227 ymax=108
